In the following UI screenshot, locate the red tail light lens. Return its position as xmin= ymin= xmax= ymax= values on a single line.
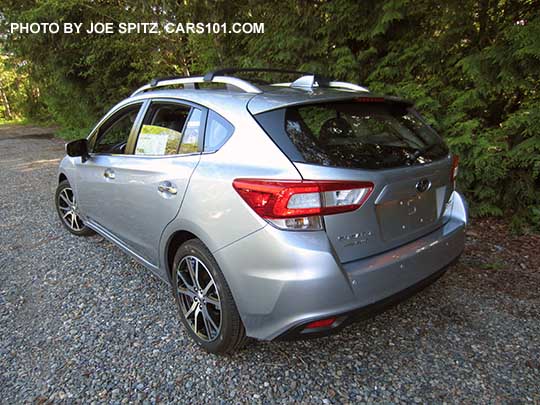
xmin=232 ymin=179 xmax=374 ymax=220
xmin=451 ymin=155 xmax=459 ymax=182
xmin=233 ymin=179 xmax=373 ymax=231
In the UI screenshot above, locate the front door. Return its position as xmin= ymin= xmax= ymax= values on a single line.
xmin=76 ymin=101 xmax=145 ymax=235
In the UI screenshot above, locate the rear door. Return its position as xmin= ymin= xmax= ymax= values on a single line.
xmin=253 ymin=99 xmax=455 ymax=263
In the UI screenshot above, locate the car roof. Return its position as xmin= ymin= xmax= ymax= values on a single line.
xmin=248 ymin=85 xmax=372 ymax=114
xmin=129 ymin=86 xmax=372 ymax=117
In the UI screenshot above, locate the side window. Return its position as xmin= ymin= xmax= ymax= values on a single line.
xmin=178 ymin=108 xmax=203 ymax=154
xmin=204 ymin=111 xmax=234 ymax=152
xmin=135 ymin=103 xmax=190 ymax=156
xmin=93 ymin=103 xmax=142 ymax=154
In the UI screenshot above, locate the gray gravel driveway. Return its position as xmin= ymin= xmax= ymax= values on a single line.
xmin=1 ymin=127 xmax=539 ymax=404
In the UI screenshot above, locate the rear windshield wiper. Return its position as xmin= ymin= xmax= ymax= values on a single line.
xmin=407 ymin=143 xmax=438 ymax=163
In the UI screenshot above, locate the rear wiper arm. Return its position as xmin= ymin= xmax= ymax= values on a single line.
xmin=407 ymin=144 xmax=437 ymax=163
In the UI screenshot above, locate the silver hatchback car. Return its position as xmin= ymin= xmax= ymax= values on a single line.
xmin=56 ymin=68 xmax=467 ymax=353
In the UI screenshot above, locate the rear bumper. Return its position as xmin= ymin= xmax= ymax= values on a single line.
xmin=214 ymin=192 xmax=467 ymax=340
xmin=276 ymin=257 xmax=461 ymax=340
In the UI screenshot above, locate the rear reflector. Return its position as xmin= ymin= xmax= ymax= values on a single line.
xmin=304 ymin=317 xmax=337 ymax=329
xmin=451 ymin=155 xmax=459 ymax=182
xmin=232 ymin=179 xmax=374 ymax=220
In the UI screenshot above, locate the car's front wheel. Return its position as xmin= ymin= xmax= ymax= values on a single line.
xmin=55 ymin=180 xmax=95 ymax=236
xmin=172 ymin=239 xmax=247 ymax=354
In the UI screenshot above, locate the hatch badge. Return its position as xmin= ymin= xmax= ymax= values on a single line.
xmin=416 ymin=178 xmax=431 ymax=193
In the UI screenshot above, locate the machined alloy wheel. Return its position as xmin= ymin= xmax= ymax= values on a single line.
xmin=176 ymin=255 xmax=222 ymax=341
xmin=172 ymin=239 xmax=247 ymax=353
xmin=58 ymin=186 xmax=83 ymax=231
xmin=55 ymin=180 xmax=95 ymax=236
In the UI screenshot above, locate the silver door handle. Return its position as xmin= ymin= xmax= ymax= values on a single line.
xmin=158 ymin=182 xmax=177 ymax=195
xmin=104 ymin=168 xmax=115 ymax=179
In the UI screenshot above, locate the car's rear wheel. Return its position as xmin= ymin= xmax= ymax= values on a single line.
xmin=172 ymin=239 xmax=247 ymax=354
xmin=55 ymin=180 xmax=95 ymax=236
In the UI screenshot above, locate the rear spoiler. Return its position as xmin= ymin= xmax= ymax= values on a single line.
xmin=248 ymin=93 xmax=414 ymax=115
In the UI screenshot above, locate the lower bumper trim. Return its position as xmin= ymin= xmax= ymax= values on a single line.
xmin=275 ymin=257 xmax=457 ymax=341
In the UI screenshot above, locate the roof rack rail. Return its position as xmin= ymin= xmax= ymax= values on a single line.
xmin=327 ymin=81 xmax=369 ymax=92
xmin=131 ymin=74 xmax=263 ymax=97
xmin=204 ymin=68 xmax=344 ymax=89
xmin=280 ymin=75 xmax=368 ymax=92
xmin=131 ymin=68 xmax=369 ymax=97
xmin=203 ymin=67 xmax=319 ymax=81
xmin=209 ymin=68 xmax=368 ymax=92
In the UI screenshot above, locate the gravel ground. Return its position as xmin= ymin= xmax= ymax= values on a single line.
xmin=1 ymin=126 xmax=539 ymax=404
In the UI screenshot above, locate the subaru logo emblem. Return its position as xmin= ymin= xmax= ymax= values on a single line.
xmin=416 ymin=178 xmax=431 ymax=193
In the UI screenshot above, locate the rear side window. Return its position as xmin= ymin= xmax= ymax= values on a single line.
xmin=255 ymin=101 xmax=449 ymax=169
xmin=204 ymin=111 xmax=234 ymax=152
xmin=135 ymin=103 xmax=190 ymax=155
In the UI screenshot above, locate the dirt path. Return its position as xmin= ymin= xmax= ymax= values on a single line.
xmin=0 ymin=123 xmax=58 ymax=139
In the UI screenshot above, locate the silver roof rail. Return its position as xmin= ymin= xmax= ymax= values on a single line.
xmin=131 ymin=75 xmax=263 ymax=97
xmin=289 ymin=75 xmax=368 ymax=92
xmin=131 ymin=69 xmax=368 ymax=97
xmin=327 ymin=81 xmax=369 ymax=92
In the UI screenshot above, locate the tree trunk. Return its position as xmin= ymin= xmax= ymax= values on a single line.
xmin=0 ymin=84 xmax=13 ymax=121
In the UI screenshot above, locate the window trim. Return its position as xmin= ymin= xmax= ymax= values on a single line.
xmin=132 ymin=98 xmax=208 ymax=158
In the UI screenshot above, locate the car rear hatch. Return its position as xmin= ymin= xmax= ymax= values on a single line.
xmin=251 ymin=95 xmax=457 ymax=263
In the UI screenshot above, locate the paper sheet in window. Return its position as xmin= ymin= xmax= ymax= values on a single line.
xmin=136 ymin=125 xmax=181 ymax=155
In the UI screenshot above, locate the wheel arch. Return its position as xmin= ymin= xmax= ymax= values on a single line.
xmin=164 ymin=230 xmax=199 ymax=282
xmin=58 ymin=172 xmax=68 ymax=183
xmin=161 ymin=217 xmax=224 ymax=283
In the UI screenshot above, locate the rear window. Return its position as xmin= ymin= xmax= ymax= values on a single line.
xmin=255 ymin=101 xmax=449 ymax=169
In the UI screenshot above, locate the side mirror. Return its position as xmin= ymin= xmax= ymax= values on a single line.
xmin=66 ymin=139 xmax=90 ymax=162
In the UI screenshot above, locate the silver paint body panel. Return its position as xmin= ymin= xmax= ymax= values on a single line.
xmin=59 ymin=86 xmax=467 ymax=340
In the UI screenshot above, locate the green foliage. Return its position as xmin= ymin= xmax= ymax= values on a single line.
xmin=0 ymin=52 xmax=45 ymax=123
xmin=55 ymin=125 xmax=93 ymax=141
xmin=1 ymin=0 xmax=539 ymax=231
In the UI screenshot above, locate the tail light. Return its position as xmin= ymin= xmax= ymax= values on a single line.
xmin=451 ymin=155 xmax=459 ymax=183
xmin=232 ymin=179 xmax=373 ymax=231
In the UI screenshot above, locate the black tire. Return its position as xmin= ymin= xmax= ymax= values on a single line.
xmin=55 ymin=180 xmax=95 ymax=236
xmin=172 ymin=239 xmax=248 ymax=354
